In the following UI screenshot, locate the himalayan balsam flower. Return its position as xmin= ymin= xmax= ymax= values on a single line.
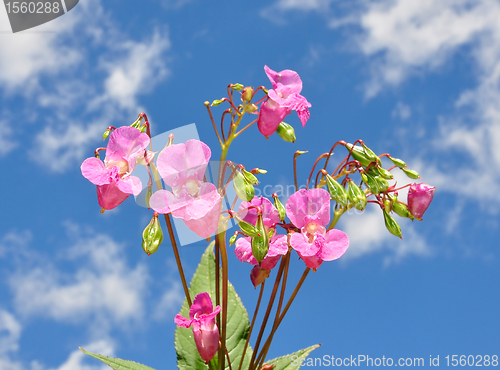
xmin=286 ymin=188 xmax=349 ymax=270
xmin=175 ymin=292 xmax=221 ymax=363
xmin=149 ymin=139 xmax=221 ymax=238
xmin=407 ymin=183 xmax=436 ymax=219
xmin=257 ymin=65 xmax=311 ymax=136
xmin=235 ymin=196 xmax=288 ymax=273
xmin=81 ymin=127 xmax=150 ymax=210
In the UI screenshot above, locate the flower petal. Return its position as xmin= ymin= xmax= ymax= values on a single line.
xmin=257 ymin=98 xmax=290 ymax=136
xmin=81 ymin=157 xmax=116 ymax=185
xmin=235 ymin=237 xmax=258 ymax=265
xmin=96 ymin=183 xmax=130 ymax=210
xmin=317 ymin=229 xmax=350 ymax=261
xmin=238 ymin=196 xmax=279 ymax=227
xmin=106 ymin=127 xmax=150 ymax=172
xmin=298 ymin=254 xmax=323 ymax=269
xmin=264 ymin=65 xmax=303 ymax=94
xmin=174 ymin=314 xmax=193 ymax=328
xmin=189 ymin=292 xmax=214 ymax=318
xmin=117 ymin=175 xmax=143 ymax=196
xmin=289 ymin=232 xmax=320 ymax=257
xmin=286 ymin=188 xmax=331 ymax=229
xmin=182 ymin=197 xmax=221 ymax=238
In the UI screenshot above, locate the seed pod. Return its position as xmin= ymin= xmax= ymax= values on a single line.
xmin=241 ymin=86 xmax=253 ymax=101
xmin=347 ymin=180 xmax=367 ymax=211
xmin=233 ymin=169 xmax=255 ymax=202
xmin=242 ymin=169 xmax=259 ymax=185
xmin=142 ymin=213 xmax=163 ymax=255
xmin=360 ymin=143 xmax=381 ymax=165
xmin=272 ymin=194 xmax=286 ymax=222
xmin=383 ymin=210 xmax=402 ymax=238
xmin=402 ymin=168 xmax=420 ymax=179
xmin=251 ymin=214 xmax=269 ymax=263
xmin=232 ymin=83 xmax=244 ymax=91
xmin=276 ymin=122 xmax=296 ymax=143
xmin=388 ymin=156 xmax=406 ymax=168
xmin=361 ymin=172 xmax=381 ymax=195
xmin=229 ymin=233 xmax=237 ymax=245
xmin=392 ymin=200 xmax=414 ymax=220
xmin=325 ymin=173 xmax=348 ymax=206
xmin=376 ymin=167 xmax=394 ymax=180
xmin=345 ymin=143 xmax=373 ymax=167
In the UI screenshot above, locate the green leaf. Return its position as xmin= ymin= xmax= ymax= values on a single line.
xmin=263 ymin=344 xmax=321 ymax=370
xmin=175 ymin=242 xmax=253 ymax=370
xmin=79 ymin=348 xmax=156 ymax=370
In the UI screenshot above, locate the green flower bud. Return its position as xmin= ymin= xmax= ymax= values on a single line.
xmin=103 ymin=129 xmax=111 ymax=141
xmin=384 ymin=199 xmax=392 ymax=214
xmin=142 ymin=213 xmax=163 ymax=256
xmin=374 ymin=175 xmax=389 ymax=193
xmin=345 ymin=143 xmax=373 ymax=167
xmin=251 ymin=214 xmax=269 ymax=263
xmin=361 ymin=172 xmax=380 ymax=194
xmin=276 ymin=122 xmax=296 ymax=143
xmin=253 ymin=168 xmax=267 ymax=174
xmin=238 ymin=220 xmax=261 ymax=237
xmin=389 ymin=156 xmax=406 ymax=168
xmin=244 ymin=103 xmax=258 ymax=113
xmin=402 ymin=168 xmax=420 ymax=179
xmin=242 ymin=169 xmax=259 ymax=185
xmin=229 ymin=233 xmax=237 ymax=245
xmin=233 ymin=169 xmax=255 ymax=202
xmin=272 ymin=194 xmax=286 ymax=221
xmin=383 ymin=210 xmax=402 ymax=238
xmin=392 ymin=199 xmax=414 ymax=220
xmin=325 ymin=173 xmax=348 ymax=206
xmin=241 ymin=86 xmax=253 ymax=101
xmin=347 ymin=180 xmax=367 ymax=211
xmin=376 ymin=167 xmax=394 ymax=180
xmin=212 ymin=99 xmax=224 ymax=106
xmin=232 ymin=83 xmax=244 ymax=91
xmin=361 ymin=143 xmax=381 ymax=165
xmin=130 ymin=117 xmax=141 ymax=129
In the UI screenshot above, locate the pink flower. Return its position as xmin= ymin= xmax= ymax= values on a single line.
xmin=149 ymin=140 xmax=221 ymax=238
xmin=257 ymin=65 xmax=311 ymax=136
xmin=81 ymin=127 xmax=150 ymax=210
xmin=235 ymin=196 xmax=288 ymax=271
xmin=286 ymin=188 xmax=349 ymax=270
xmin=175 ymin=292 xmax=221 ymax=363
xmin=407 ymin=183 xmax=436 ymax=219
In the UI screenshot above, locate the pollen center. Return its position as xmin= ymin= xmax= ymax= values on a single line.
xmin=185 ymin=179 xmax=201 ymax=197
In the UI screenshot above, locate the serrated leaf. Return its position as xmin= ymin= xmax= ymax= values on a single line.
xmin=175 ymin=242 xmax=253 ymax=370
xmin=263 ymin=344 xmax=321 ymax=370
xmin=79 ymin=348 xmax=156 ymax=370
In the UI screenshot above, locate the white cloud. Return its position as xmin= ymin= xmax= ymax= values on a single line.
xmin=0 ymin=309 xmax=21 ymax=355
xmin=152 ymin=280 xmax=184 ymax=321
xmin=8 ymin=231 xmax=149 ymax=334
xmin=391 ymin=102 xmax=411 ymax=120
xmin=0 ymin=120 xmax=18 ymax=156
xmin=339 ymin=206 xmax=431 ymax=265
xmin=0 ymin=0 xmax=171 ymax=173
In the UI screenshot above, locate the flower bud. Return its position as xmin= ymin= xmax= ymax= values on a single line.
xmin=407 ymin=183 xmax=435 ymax=219
xmin=272 ymin=193 xmax=286 ymax=221
xmin=345 ymin=143 xmax=373 ymax=167
xmin=211 ymin=99 xmax=224 ymax=106
xmin=383 ymin=210 xmax=402 ymax=238
xmin=233 ymin=169 xmax=255 ymax=202
xmin=229 ymin=210 xmax=261 ymax=237
xmin=392 ymin=199 xmax=414 ymax=220
xmin=361 ymin=172 xmax=381 ymax=195
xmin=244 ymin=103 xmax=258 ymax=113
xmin=276 ymin=122 xmax=296 ymax=143
xmin=376 ymin=167 xmax=394 ymax=180
xmin=142 ymin=213 xmax=163 ymax=255
xmin=347 ymin=180 xmax=367 ymax=211
xmin=232 ymin=83 xmax=244 ymax=91
xmin=402 ymin=168 xmax=420 ymax=179
xmin=103 ymin=129 xmax=111 ymax=140
xmin=130 ymin=117 xmax=141 ymax=129
xmin=251 ymin=214 xmax=269 ymax=263
xmin=324 ymin=172 xmax=348 ymax=206
xmin=360 ymin=143 xmax=381 ymax=165
xmin=241 ymin=86 xmax=253 ymax=102
xmin=251 ymin=168 xmax=267 ymax=174
xmin=229 ymin=233 xmax=237 ymax=245
xmin=242 ymin=169 xmax=259 ymax=185
xmin=388 ymin=156 xmax=406 ymax=168
xmin=250 ymin=265 xmax=270 ymax=288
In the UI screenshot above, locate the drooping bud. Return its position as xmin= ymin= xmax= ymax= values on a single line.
xmin=130 ymin=117 xmax=142 ymax=129
xmin=407 ymin=183 xmax=436 ymax=219
xmin=241 ymin=86 xmax=253 ymax=102
xmin=232 ymin=168 xmax=255 ymax=202
xmin=324 ymin=171 xmax=348 ymax=206
xmin=276 ymin=122 xmax=296 ymax=143
xmin=251 ymin=213 xmax=269 ymax=263
xmin=347 ymin=179 xmax=367 ymax=211
xmin=242 ymin=169 xmax=259 ymax=185
xmin=250 ymin=265 xmax=270 ymax=288
xmin=384 ymin=199 xmax=392 ymax=214
xmin=272 ymin=193 xmax=286 ymax=221
xmin=361 ymin=171 xmax=380 ymax=195
xmin=231 ymin=83 xmax=244 ymax=91
xmin=388 ymin=156 xmax=406 ymax=168
xmin=360 ymin=143 xmax=381 ymax=165
xmin=211 ymin=99 xmax=224 ymax=106
xmin=383 ymin=210 xmax=402 ymax=238
xmin=251 ymin=168 xmax=267 ymax=174
xmin=229 ymin=211 xmax=261 ymax=237
xmin=375 ymin=167 xmax=394 ymax=180
xmin=402 ymin=167 xmax=420 ymax=179
xmin=142 ymin=213 xmax=163 ymax=255
xmin=345 ymin=143 xmax=375 ymax=167
xmin=102 ymin=126 xmax=115 ymax=140
xmin=392 ymin=198 xmax=414 ymax=220
xmin=229 ymin=233 xmax=238 ymax=245
xmin=244 ymin=103 xmax=258 ymax=113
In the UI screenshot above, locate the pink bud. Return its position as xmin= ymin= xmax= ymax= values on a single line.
xmin=407 ymin=183 xmax=436 ymax=219
xmin=250 ymin=265 xmax=270 ymax=288
xmin=174 ymin=292 xmax=221 ymax=363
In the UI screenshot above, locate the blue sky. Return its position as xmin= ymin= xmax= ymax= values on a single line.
xmin=1 ymin=0 xmax=499 ymax=369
